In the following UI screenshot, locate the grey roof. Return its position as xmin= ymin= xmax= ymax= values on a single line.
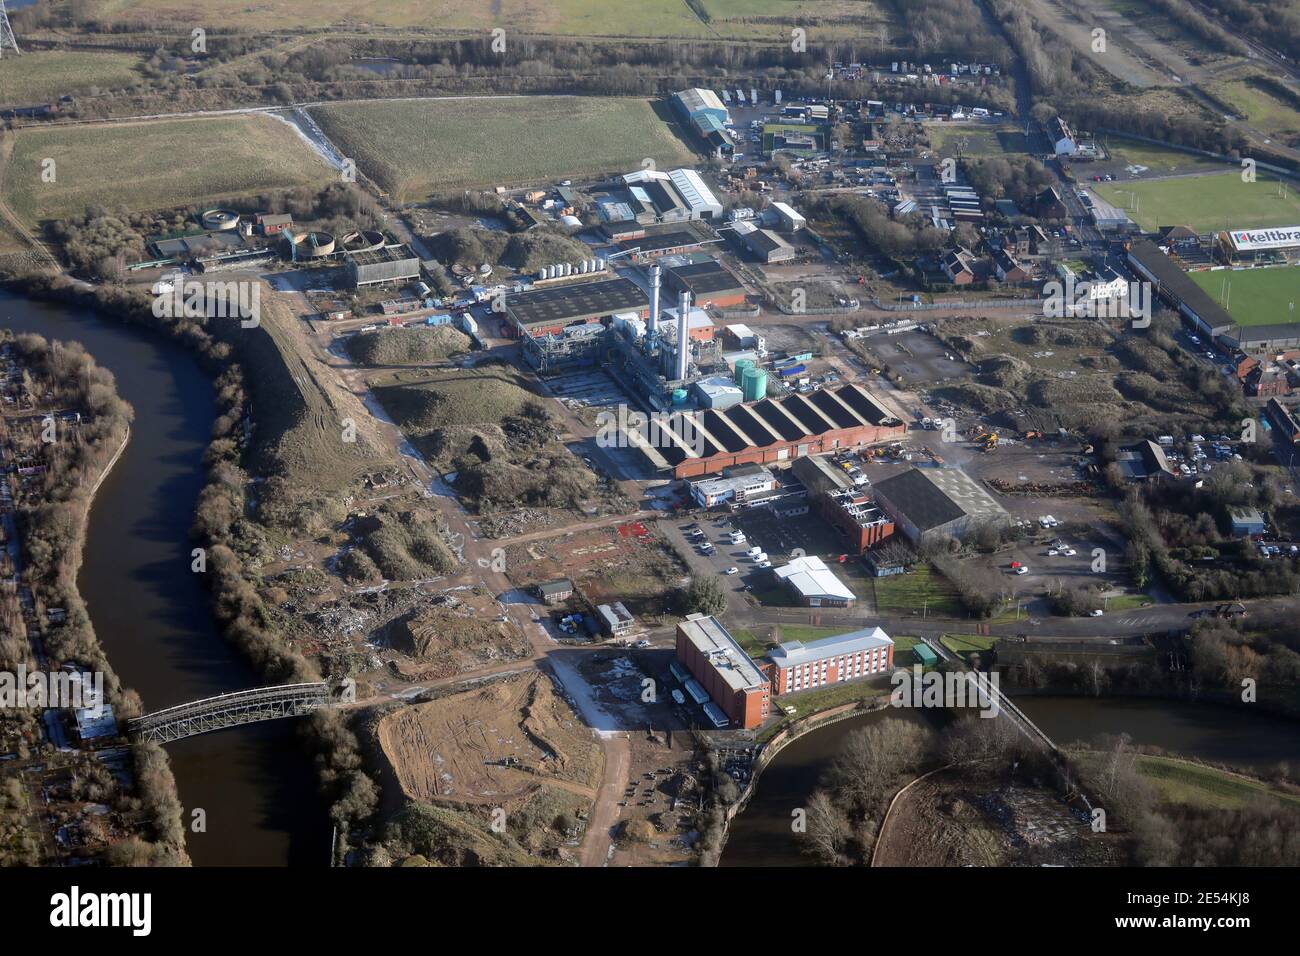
xmin=873 ymin=467 xmax=1008 ymax=532
xmin=1126 ymin=239 xmax=1235 ymax=333
xmin=769 ymin=626 xmax=893 ymax=665
xmin=678 ymin=614 xmax=768 ymax=693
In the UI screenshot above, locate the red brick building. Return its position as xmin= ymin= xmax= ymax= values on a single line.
xmin=820 ymin=488 xmax=895 ymax=553
xmin=767 ymin=627 xmax=895 ymax=695
xmin=638 ymin=383 xmax=907 ymax=479
xmin=675 ymin=614 xmax=771 ymax=729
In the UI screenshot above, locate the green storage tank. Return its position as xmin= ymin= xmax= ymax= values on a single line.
xmin=741 ymin=366 xmax=767 ymax=402
xmin=733 ymin=358 xmax=754 ymax=386
xmin=671 ymin=388 xmax=690 ymax=406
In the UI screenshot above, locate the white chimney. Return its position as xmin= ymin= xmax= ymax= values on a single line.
xmin=675 ymin=291 xmax=691 ymax=381
xmin=647 ymin=263 xmax=661 ymax=341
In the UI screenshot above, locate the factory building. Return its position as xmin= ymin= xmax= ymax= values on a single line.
xmin=767 ymin=627 xmax=894 ymax=695
xmin=346 ymin=244 xmax=421 ymax=289
xmin=871 ymin=467 xmax=1010 ymax=545
xmin=612 ymin=221 xmax=721 ymax=261
xmin=663 ymin=259 xmax=748 ymax=309
xmin=687 ymin=464 xmax=777 ymax=508
xmin=606 ymin=168 xmax=724 ymax=225
xmin=504 ymin=276 xmax=648 ymax=339
xmin=672 ymin=88 xmax=731 ymax=127
xmin=503 ymin=275 xmax=650 ymax=371
xmin=767 ymin=201 xmax=807 ymax=232
xmin=773 ymin=554 xmax=856 ymax=607
xmin=731 ymin=220 xmax=797 ymax=263
xmin=674 ymin=614 xmax=771 ymax=730
xmin=671 ymin=90 xmax=734 ymax=159
xmin=692 ymin=375 xmax=744 ymax=410
xmin=632 ymin=383 xmax=907 ymax=479
xmin=821 ymin=488 xmax=895 ymax=552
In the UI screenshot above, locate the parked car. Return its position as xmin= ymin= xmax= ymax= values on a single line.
xmin=724 ymin=567 xmax=739 ymax=575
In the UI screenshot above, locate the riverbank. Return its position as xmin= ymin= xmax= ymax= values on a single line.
xmin=714 ymin=694 xmax=892 ymax=865
xmin=0 ymin=330 xmax=187 ymax=864
xmin=2 ymin=274 xmax=375 ymax=863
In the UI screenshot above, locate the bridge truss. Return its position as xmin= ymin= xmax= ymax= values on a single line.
xmin=127 ymin=682 xmax=334 ymax=743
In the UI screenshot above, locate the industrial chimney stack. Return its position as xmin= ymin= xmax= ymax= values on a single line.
xmin=647 ymin=263 xmax=660 ymax=346
xmin=675 ymin=291 xmax=692 ymax=381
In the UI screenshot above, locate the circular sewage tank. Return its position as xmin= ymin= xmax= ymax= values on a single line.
xmin=741 ymin=367 xmax=767 ymax=402
xmin=340 ymin=229 xmax=384 ymax=252
xmin=200 ymin=208 xmax=240 ymax=231
xmin=733 ymin=358 xmax=754 ymax=386
xmin=287 ymin=231 xmax=336 ymax=258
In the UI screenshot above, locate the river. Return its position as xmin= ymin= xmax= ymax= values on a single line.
xmin=720 ymin=694 xmax=1300 ymax=866
xmin=1 ymin=289 xmax=328 ymax=866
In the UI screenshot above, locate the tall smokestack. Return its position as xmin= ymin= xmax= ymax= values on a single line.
xmin=647 ymin=263 xmax=660 ymax=345
xmin=675 ymin=291 xmax=691 ymax=381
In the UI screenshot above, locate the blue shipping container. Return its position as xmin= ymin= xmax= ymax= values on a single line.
xmin=777 ymin=363 xmax=806 ymax=378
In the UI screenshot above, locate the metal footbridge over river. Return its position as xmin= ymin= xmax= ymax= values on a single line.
xmin=127 ymin=682 xmax=345 ymax=743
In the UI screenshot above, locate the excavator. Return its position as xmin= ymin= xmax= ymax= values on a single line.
xmin=975 ymin=431 xmax=999 ymax=452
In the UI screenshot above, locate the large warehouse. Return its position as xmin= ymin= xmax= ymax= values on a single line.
xmin=631 ymin=382 xmax=907 ymax=479
xmin=871 ymin=467 xmax=1010 ymax=545
xmin=663 ymin=258 xmax=748 ymax=309
xmin=671 ymin=89 xmax=734 ymax=158
xmin=503 ymin=276 xmax=648 ymax=338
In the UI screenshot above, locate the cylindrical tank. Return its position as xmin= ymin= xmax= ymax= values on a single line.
xmin=733 ymin=358 xmax=754 ymax=385
xmin=672 ymin=388 xmax=689 ymax=406
xmin=742 ymin=367 xmax=768 ymax=402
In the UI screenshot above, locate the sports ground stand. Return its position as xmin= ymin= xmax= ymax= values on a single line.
xmin=1125 ymin=239 xmax=1235 ymax=335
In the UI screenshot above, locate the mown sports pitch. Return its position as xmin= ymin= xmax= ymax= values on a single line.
xmin=1095 ymin=171 xmax=1300 ymax=232
xmin=1189 ymin=266 xmax=1300 ymax=327
xmin=311 ymin=96 xmax=696 ymax=200
xmin=2 ymin=115 xmax=335 ymax=226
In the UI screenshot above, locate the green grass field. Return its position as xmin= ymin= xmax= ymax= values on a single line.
xmin=1075 ymin=751 xmax=1300 ymax=810
xmin=926 ymin=123 xmax=1028 ymax=158
xmin=312 ymin=97 xmax=696 ymax=200
xmin=2 ymin=115 xmax=335 ymax=226
xmin=1212 ymin=78 xmax=1300 ymax=139
xmin=872 ymin=564 xmax=964 ymax=618
xmin=1189 ymin=266 xmax=1300 ymax=327
xmin=71 ymin=0 xmax=889 ymax=38
xmin=1095 ymin=171 xmax=1300 ymax=232
xmin=0 ymin=51 xmax=143 ymax=107
xmin=1103 ymin=135 xmax=1229 ymax=175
